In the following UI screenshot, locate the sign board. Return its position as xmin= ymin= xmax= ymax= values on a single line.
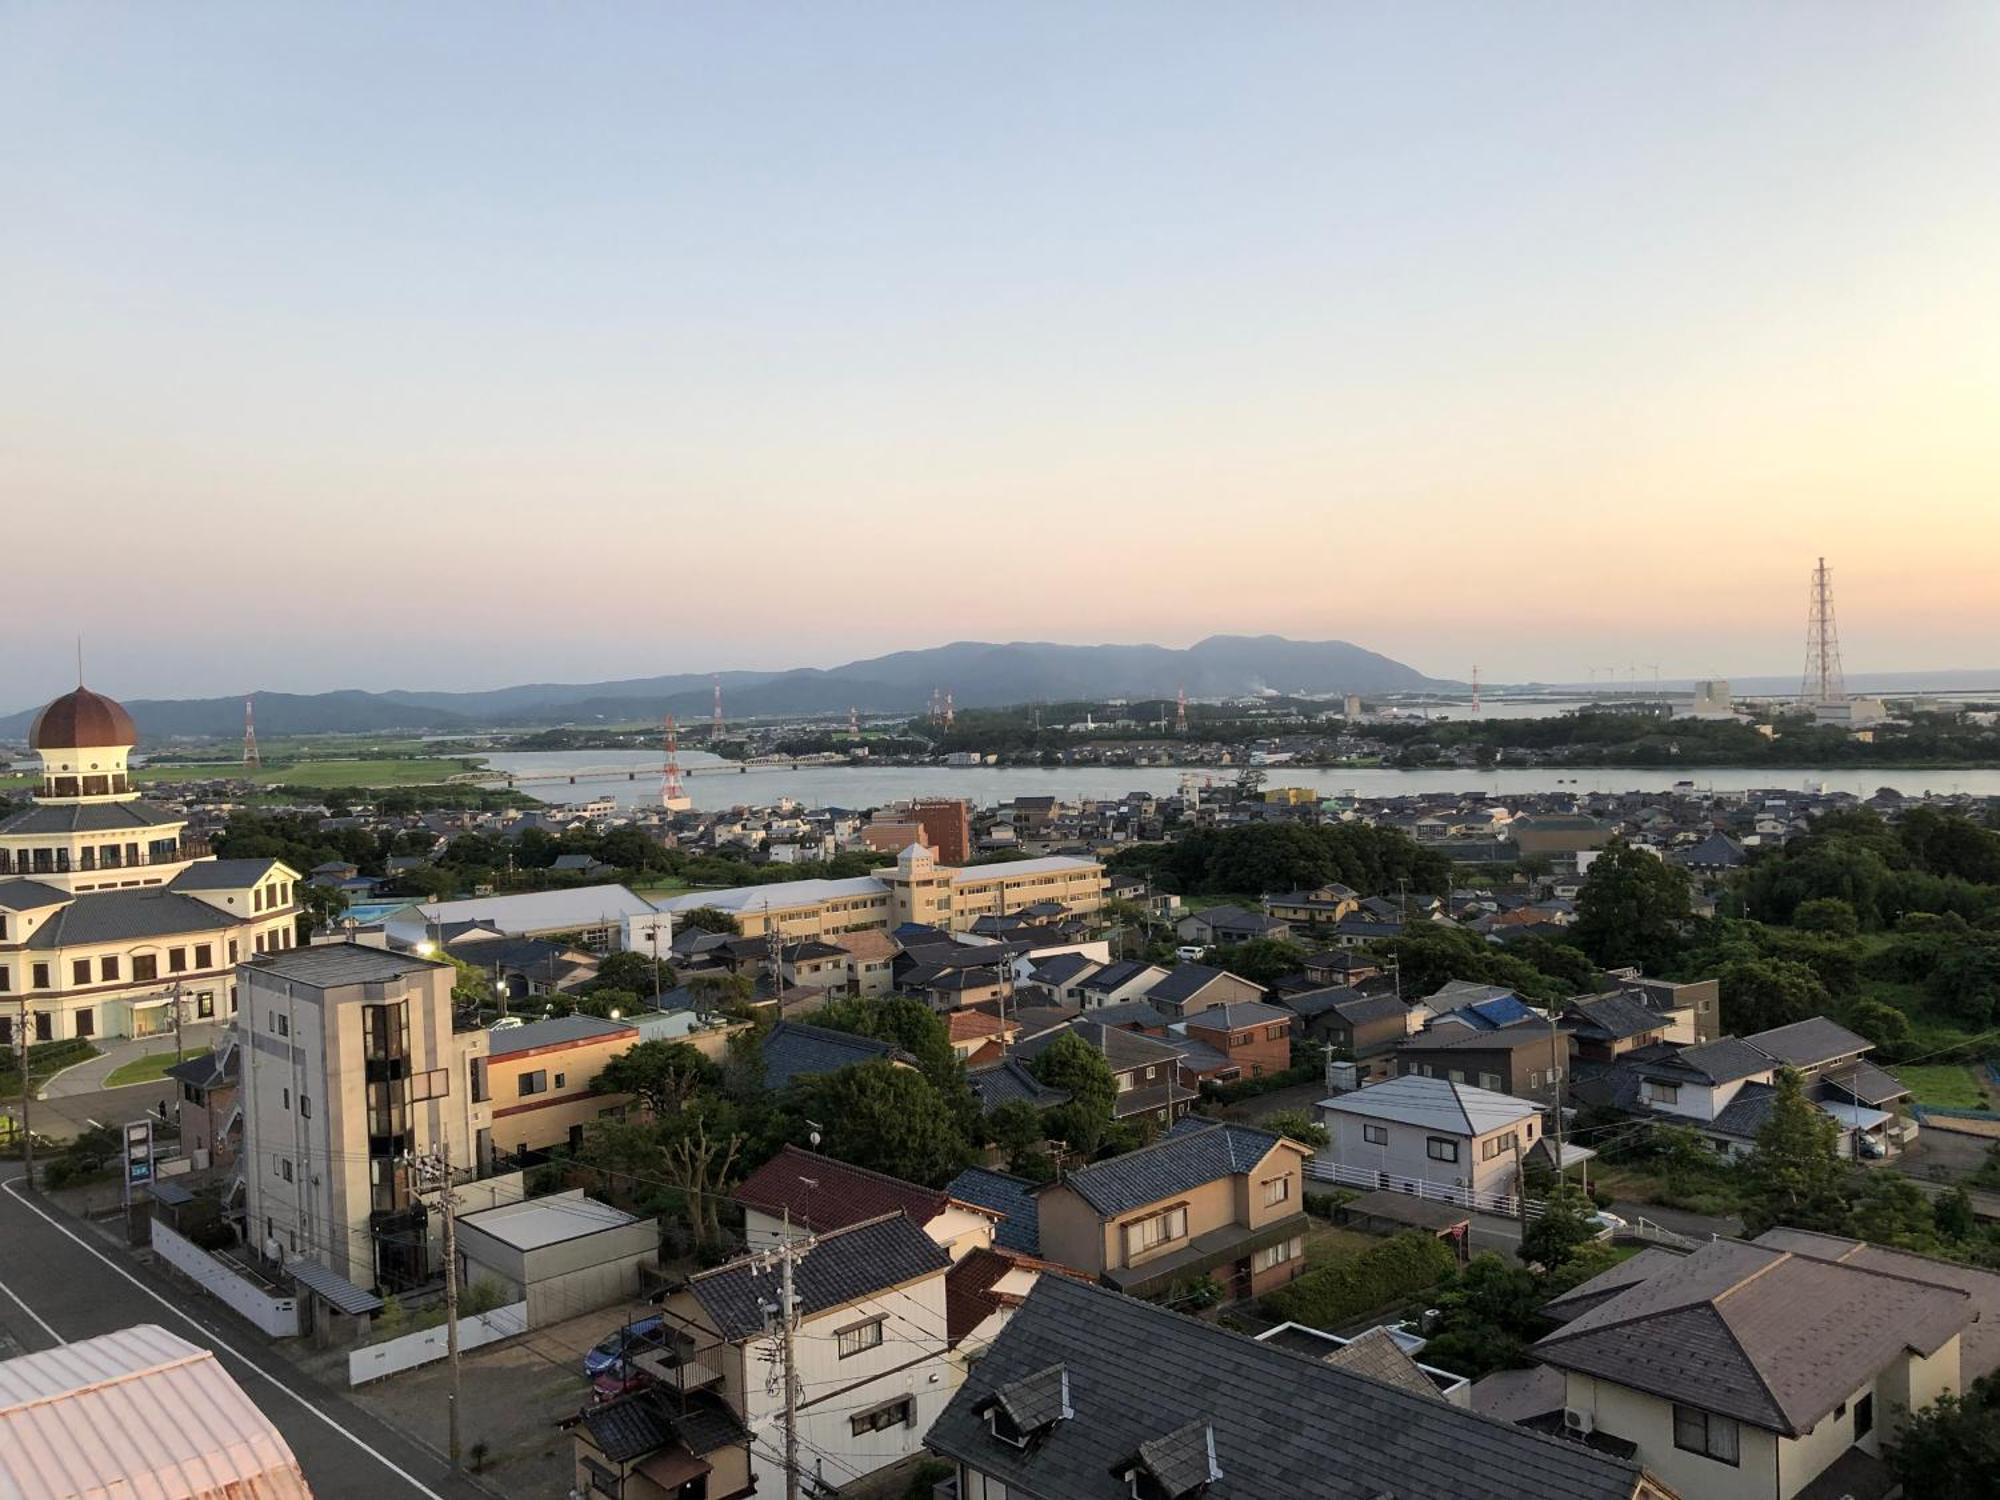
xmin=122 ymin=1119 xmax=154 ymax=1206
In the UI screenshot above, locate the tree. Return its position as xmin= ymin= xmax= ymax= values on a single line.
xmin=684 ymin=972 xmax=756 ymax=1014
xmin=675 ymin=906 xmax=739 ymax=936
xmin=1841 ymin=997 xmax=1914 ymax=1055
xmin=1885 ymin=1380 xmax=2000 ymax=1500
xmin=1716 ymin=958 xmax=1829 ymax=1035
xmin=811 ymin=996 xmax=977 ymax=1130
xmin=593 ymin=1040 xmax=714 ymax=1119
xmin=1029 ymin=1032 xmax=1118 ymax=1158
xmin=1793 ymin=896 xmax=1860 ymax=939
xmin=789 ymin=1061 xmax=973 ymax=1187
xmin=1519 ymin=1184 xmax=1598 ymax=1273
xmin=656 ymin=1097 xmax=747 ymax=1248
xmin=1741 ymin=1067 xmax=1847 ymax=1236
xmin=1209 ymin=938 xmax=1308 ymax=988
xmin=985 ymin=1099 xmax=1047 ymax=1166
xmin=592 ymin=949 xmax=675 ymax=998
xmin=298 ymin=881 xmax=347 ymax=939
xmin=1934 ymin=1186 xmax=1978 ymax=1243
xmin=1261 ymin=1108 xmax=1328 ymax=1150
xmin=1572 ymin=841 xmax=1692 ymax=972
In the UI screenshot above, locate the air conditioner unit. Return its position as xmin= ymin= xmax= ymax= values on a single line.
xmin=1563 ymin=1408 xmax=1595 ymax=1436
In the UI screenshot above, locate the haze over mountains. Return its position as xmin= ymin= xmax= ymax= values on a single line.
xmin=0 ymin=636 xmax=1442 ymax=740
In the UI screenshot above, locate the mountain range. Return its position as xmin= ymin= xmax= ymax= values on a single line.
xmin=0 ymin=636 xmax=1444 ymax=741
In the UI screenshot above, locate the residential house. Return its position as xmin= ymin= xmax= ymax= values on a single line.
xmin=1291 ymin=989 xmax=1411 ymax=1080
xmin=1034 ymin=1121 xmax=1313 ymax=1298
xmin=1317 ymin=1075 xmax=1543 ymax=1202
xmin=1301 ymin=949 xmax=1383 ymax=988
xmin=1560 ymin=993 xmax=1674 ymax=1064
xmin=1263 ymin=884 xmax=1361 ymax=930
xmin=1011 ymin=1020 xmax=1195 ymax=1126
xmin=735 ymin=1146 xmax=999 ymax=1257
xmin=924 ymin=1275 xmax=1666 ymax=1500
xmin=759 ymin=1018 xmax=912 ymax=1091
xmin=1144 ymin=962 xmax=1266 ymax=1020
xmin=485 ymin=1014 xmax=638 ymax=1158
xmin=1174 ymin=905 xmax=1293 ymax=947
xmin=656 ymin=1214 xmax=956 ymax=1498
xmin=1393 ymin=1020 xmax=1569 ymax=1107
xmin=947 ymin=1167 xmax=1043 ymax=1257
xmin=1025 ymin=950 xmax=1101 ymax=1004
xmin=1534 ymin=1236 xmax=1975 ymax=1500
xmin=1175 ymin=1001 xmax=1295 ymax=1085
xmin=569 ymin=1388 xmax=753 ymax=1500
xmin=1071 ymin=959 xmax=1166 ymax=1010
xmin=829 ymin=928 xmax=898 ymax=997
xmin=166 ymin=1039 xmax=240 ymax=1175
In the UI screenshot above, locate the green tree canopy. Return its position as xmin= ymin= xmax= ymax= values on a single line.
xmin=592 ymin=1039 xmax=714 ymax=1118
xmin=1209 ymin=938 xmax=1308 ymax=988
xmin=1572 ymin=841 xmax=1692 ymax=972
xmin=1742 ymin=1067 xmax=1847 ymax=1236
xmin=1792 ymin=896 xmax=1860 ymax=939
xmin=1261 ymin=1108 xmax=1328 ymax=1151
xmin=1716 ymin=957 xmax=1830 ymax=1035
xmin=788 ymin=1060 xmax=974 ymax=1187
xmin=1885 ymin=1379 xmax=2000 ymax=1500
xmin=1519 ymin=1183 xmax=1599 ymax=1273
xmin=1029 ymin=1031 xmax=1118 ymax=1158
xmin=675 ymin=906 xmax=740 ymax=936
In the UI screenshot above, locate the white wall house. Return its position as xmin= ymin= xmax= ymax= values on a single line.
xmin=1317 ymin=1075 xmax=1542 ymax=1201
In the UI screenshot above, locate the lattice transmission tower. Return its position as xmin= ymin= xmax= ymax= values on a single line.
xmin=1801 ymin=556 xmax=1846 ymax=705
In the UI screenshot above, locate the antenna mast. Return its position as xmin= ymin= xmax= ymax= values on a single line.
xmin=711 ymin=675 xmax=725 ymax=740
xmin=242 ymin=697 xmax=261 ymax=770
xmin=660 ymin=713 xmax=689 ymax=810
xmin=1801 ymin=556 xmax=1846 ymax=705
xmin=1175 ymin=685 xmax=1188 ymax=735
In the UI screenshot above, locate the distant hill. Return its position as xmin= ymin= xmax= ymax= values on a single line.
xmin=0 ymin=634 xmax=1443 ymax=741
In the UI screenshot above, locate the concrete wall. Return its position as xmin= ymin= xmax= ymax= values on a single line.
xmin=347 ymin=1301 xmax=528 ymax=1385
xmin=149 ymin=1218 xmax=301 ymax=1337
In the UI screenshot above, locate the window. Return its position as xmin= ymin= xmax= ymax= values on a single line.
xmin=271 ymin=1011 xmax=289 ymax=1038
xmin=282 ymin=1087 xmax=291 ymax=1111
xmin=0 ymin=968 xmax=8 ymax=993
xmin=1644 ymin=1079 xmax=1680 ymax=1104
xmin=1855 ymin=1393 xmax=1873 ymax=1439
xmin=1672 ymin=1405 xmax=1740 ymax=1465
xmin=196 ymin=992 xmax=214 ymax=1019
xmin=228 ymin=941 xmax=238 ymax=962
xmin=1261 ymin=1175 xmax=1291 ymax=1207
xmin=1479 ymin=1072 xmax=1502 ymax=1091
xmin=33 ymin=1012 xmax=50 ymax=1042
xmin=1362 ymin=1122 xmax=1388 ymax=1145
xmin=279 ymin=1158 xmax=294 ymax=1183
xmin=1446 ymin=1069 xmax=1467 ymax=1085
xmin=301 ymin=1094 xmax=311 ymax=1120
xmin=1253 ymin=1236 xmax=1304 ymax=1274
xmin=835 ymin=1318 xmax=884 ymax=1359
xmin=100 ymin=956 xmax=119 ymax=981
xmin=194 ymin=944 xmax=212 ymax=968
xmin=76 ymin=1010 xmax=94 ymax=1038
xmin=169 ymin=948 xmax=187 ymax=973
xmin=133 ymin=954 xmax=158 ymax=982
xmin=72 ymin=959 xmax=91 ymax=985
xmin=1426 ymin=1137 xmax=1460 ymax=1163
xmin=1123 ymin=1205 xmax=1189 ymax=1258
xmin=31 ymin=963 xmax=51 ymax=990
xmin=1482 ymin=1131 xmax=1520 ymax=1162
xmin=553 ymin=1072 xmax=566 ymax=1090
xmin=518 ymin=1070 xmax=549 ymax=1097
xmin=850 ymin=1397 xmax=914 ymax=1435
xmin=1265 ymin=1024 xmax=1288 ymax=1041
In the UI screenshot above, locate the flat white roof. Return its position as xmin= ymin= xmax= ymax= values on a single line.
xmin=651 ymin=876 xmax=889 ymax=915
xmin=948 ymin=855 xmax=1100 ymax=883
xmin=459 ymin=1190 xmax=642 ymax=1251
xmin=0 ymin=1324 xmax=308 ymax=1499
xmin=414 ymin=884 xmax=657 ymax=931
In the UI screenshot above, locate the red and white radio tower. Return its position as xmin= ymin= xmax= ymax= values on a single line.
xmin=848 ymin=705 xmax=859 ymax=736
xmin=242 ymin=697 xmax=261 ymax=770
xmin=660 ymin=714 xmax=689 ymax=810
xmin=711 ymin=675 xmax=725 ymax=739
xmin=1175 ymin=685 xmax=1188 ymax=735
xmin=942 ymin=689 xmax=955 ymax=729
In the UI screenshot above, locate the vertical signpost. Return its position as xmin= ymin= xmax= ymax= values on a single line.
xmin=123 ymin=1119 xmax=154 ymax=1243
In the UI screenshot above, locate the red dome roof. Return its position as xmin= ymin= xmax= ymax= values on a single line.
xmin=29 ymin=687 xmax=138 ymax=750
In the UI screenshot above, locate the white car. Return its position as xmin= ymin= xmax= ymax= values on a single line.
xmin=487 ymin=1016 xmax=526 ymax=1032
xmin=1174 ymin=945 xmax=1208 ymax=961
xmin=1587 ymin=1210 xmax=1628 ymax=1240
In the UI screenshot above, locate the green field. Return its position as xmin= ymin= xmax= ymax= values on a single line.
xmin=2 ymin=755 xmax=486 ymax=795
xmin=104 ymin=1050 xmax=204 ymax=1089
xmin=1895 ymin=1064 xmax=1992 ymax=1111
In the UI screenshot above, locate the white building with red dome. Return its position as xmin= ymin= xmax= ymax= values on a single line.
xmin=0 ymin=685 xmax=301 ymax=1044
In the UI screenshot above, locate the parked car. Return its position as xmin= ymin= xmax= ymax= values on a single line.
xmin=1587 ymin=1211 xmax=1628 ymax=1241
xmin=1174 ymin=945 xmax=1208 ymax=961
xmin=582 ymin=1316 xmax=670 ymax=1378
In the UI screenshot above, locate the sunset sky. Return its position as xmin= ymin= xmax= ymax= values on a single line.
xmin=4 ymin=3 xmax=1997 ymax=709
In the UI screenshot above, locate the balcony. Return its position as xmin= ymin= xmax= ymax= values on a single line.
xmin=0 ymin=840 xmax=211 ymax=879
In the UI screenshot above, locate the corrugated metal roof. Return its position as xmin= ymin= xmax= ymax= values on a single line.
xmin=287 ymin=1257 xmax=384 ymax=1316
xmin=0 ymin=1323 xmax=309 ymax=1500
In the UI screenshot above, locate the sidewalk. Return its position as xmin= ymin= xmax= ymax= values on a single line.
xmin=41 ymin=1024 xmax=222 ymax=1099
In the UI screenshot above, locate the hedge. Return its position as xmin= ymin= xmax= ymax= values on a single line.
xmin=1262 ymin=1231 xmax=1457 ymax=1328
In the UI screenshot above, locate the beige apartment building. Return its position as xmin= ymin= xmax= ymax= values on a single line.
xmin=239 ymin=943 xmax=497 ymax=1292
xmin=0 ymin=685 xmax=300 ymax=1043
xmin=653 ymin=844 xmax=1104 ymax=941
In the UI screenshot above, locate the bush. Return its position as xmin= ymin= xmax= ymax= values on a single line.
xmin=902 ymin=1461 xmax=955 ymax=1500
xmin=1262 ymin=1231 xmax=1457 ymax=1328
xmin=1304 ymin=1190 xmax=1353 ymax=1219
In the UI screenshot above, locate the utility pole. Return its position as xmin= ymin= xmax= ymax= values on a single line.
xmin=780 ymin=1235 xmax=800 ymax=1500
xmin=1512 ymin=1136 xmax=1528 ymax=1235
xmin=17 ymin=997 xmax=31 ymax=1189
xmin=409 ymin=1137 xmax=463 ymax=1469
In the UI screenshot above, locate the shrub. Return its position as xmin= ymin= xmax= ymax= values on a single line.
xmin=1262 ymin=1231 xmax=1457 ymax=1328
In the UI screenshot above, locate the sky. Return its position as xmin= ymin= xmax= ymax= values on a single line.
xmin=4 ymin=3 xmax=1998 ymax=710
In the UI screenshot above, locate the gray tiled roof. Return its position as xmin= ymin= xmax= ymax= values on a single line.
xmin=685 ymin=1213 xmax=950 ymax=1343
xmin=925 ymin=1275 xmax=1648 ymax=1500
xmin=1707 ymin=1081 xmax=1779 ymax=1138
xmin=0 ymin=880 xmax=69 ymax=912
xmin=760 ymin=1020 xmax=903 ymax=1090
xmin=582 ymin=1392 xmax=677 ymax=1463
xmin=24 ymin=888 xmax=243 ymax=949
xmin=968 ymin=1059 xmax=1070 ymax=1113
xmin=1132 ymin=1419 xmax=1221 ymax=1493
xmin=1274 ymin=984 xmax=1365 ymax=1019
xmin=0 ymin=801 xmax=181 ymax=835
xmin=1321 ymin=1325 xmax=1444 ymax=1401
xmin=1562 ymin=993 xmax=1663 ymax=1042
xmin=1534 ymin=1238 xmax=1975 ymax=1436
xmin=1745 ymin=1016 xmax=1872 ymax=1069
xmin=1821 ymin=1058 xmax=1910 ymax=1107
xmin=947 ymin=1168 xmax=1041 ymax=1255
xmin=1013 ymin=1020 xmax=1185 ymax=1077
xmin=1184 ymin=1001 xmax=1292 ymax=1032
xmin=1074 ymin=959 xmax=1161 ymax=995
xmin=1147 ymin=963 xmax=1255 ymax=1007
xmin=1635 ymin=1035 xmax=1773 ymax=1085
xmin=1089 ymin=998 xmax=1169 ymax=1030
xmin=168 ymin=858 xmax=287 ymax=891
xmin=247 ymin=943 xmax=446 ymax=988
xmin=1052 ymin=1122 xmax=1290 ymax=1218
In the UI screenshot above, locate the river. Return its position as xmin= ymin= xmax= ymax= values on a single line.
xmin=476 ymin=749 xmax=2000 ymax=811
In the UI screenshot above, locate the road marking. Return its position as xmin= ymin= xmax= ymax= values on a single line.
xmin=1 ymin=1179 xmax=448 ymax=1499
xmin=0 ymin=1271 xmax=65 ymax=1347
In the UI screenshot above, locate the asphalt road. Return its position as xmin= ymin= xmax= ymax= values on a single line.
xmin=0 ymin=1172 xmax=492 ymax=1500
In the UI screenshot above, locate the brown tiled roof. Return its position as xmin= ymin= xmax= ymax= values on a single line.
xmin=1322 ymin=1327 xmax=1442 ymax=1401
xmin=732 ymin=1146 xmax=945 ymax=1234
xmin=946 ymin=1247 xmax=1021 ymax=1346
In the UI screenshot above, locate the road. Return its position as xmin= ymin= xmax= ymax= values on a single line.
xmin=0 ymin=1173 xmax=490 ymax=1500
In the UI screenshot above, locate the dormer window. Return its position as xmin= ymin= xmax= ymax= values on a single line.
xmin=1118 ymin=1419 xmax=1223 ymax=1499
xmin=980 ymin=1364 xmax=1072 ymax=1449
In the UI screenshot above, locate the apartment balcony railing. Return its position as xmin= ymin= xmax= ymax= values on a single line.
xmin=0 ymin=839 xmax=211 ymax=878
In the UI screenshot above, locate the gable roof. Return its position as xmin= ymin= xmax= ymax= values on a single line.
xmin=760 ymin=1020 xmax=905 ymax=1090
xmin=22 ymin=887 xmax=245 ymax=949
xmin=167 ymin=858 xmax=290 ymax=891
xmin=1562 ymin=993 xmax=1665 ymax=1043
xmin=1148 ymin=963 xmax=1258 ymax=1007
xmin=1745 ymin=1016 xmax=1872 ymax=1069
xmin=1534 ymin=1237 xmax=1974 ymax=1436
xmin=967 ymin=1058 xmax=1071 ymax=1113
xmin=1184 ymin=1000 xmax=1293 ymax=1033
xmin=1051 ymin=1122 xmax=1297 ymax=1219
xmin=1398 ymin=1019 xmax=1554 ymax=1055
xmin=925 ymin=1276 xmax=1648 ymax=1500
xmin=1634 ymin=1035 xmax=1774 ymax=1086
xmin=1321 ymin=1325 xmax=1446 ymax=1401
xmin=734 ymin=1146 xmax=948 ymax=1235
xmin=684 ymin=1213 xmax=950 ymax=1343
xmin=947 ymin=1167 xmax=1042 ymax=1256
xmin=1074 ymin=959 xmax=1163 ymax=995
xmin=1319 ymin=1074 xmax=1539 ymax=1136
